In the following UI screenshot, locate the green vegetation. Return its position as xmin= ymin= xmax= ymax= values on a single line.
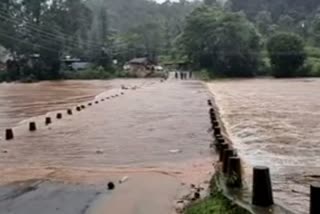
xmin=0 ymin=0 xmax=199 ymax=82
xmin=185 ymin=193 xmax=249 ymax=214
xmin=185 ymin=178 xmax=250 ymax=214
xmin=267 ymin=33 xmax=307 ymax=77
xmin=180 ymin=6 xmax=262 ymax=77
xmin=176 ymin=0 xmax=320 ymax=78
xmin=226 ymin=0 xmax=320 ymax=78
xmin=3 ymin=0 xmax=320 ymax=80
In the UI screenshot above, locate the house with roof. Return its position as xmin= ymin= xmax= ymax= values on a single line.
xmin=123 ymin=57 xmax=156 ymax=77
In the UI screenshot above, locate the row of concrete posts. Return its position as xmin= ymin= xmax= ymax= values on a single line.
xmin=207 ymin=99 xmax=320 ymax=214
xmin=4 ymin=78 xmax=167 ymax=141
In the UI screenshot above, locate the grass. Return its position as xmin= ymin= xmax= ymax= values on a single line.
xmin=185 ymin=191 xmax=250 ymax=214
xmin=185 ymin=176 xmax=250 ymax=214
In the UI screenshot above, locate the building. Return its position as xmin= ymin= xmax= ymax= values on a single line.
xmin=61 ymin=56 xmax=92 ymax=71
xmin=123 ymin=57 xmax=157 ymax=77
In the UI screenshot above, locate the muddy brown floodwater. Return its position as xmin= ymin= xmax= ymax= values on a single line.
xmin=0 ymin=79 xmax=214 ymax=214
xmin=0 ymin=80 xmax=148 ymax=131
xmin=208 ymin=78 xmax=320 ymax=214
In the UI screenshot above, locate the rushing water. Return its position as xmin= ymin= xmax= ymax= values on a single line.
xmin=208 ymin=78 xmax=320 ymax=214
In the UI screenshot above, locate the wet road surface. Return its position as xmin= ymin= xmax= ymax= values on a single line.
xmin=0 ymin=79 xmax=214 ymax=214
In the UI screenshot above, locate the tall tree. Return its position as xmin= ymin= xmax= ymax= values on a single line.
xmin=181 ymin=6 xmax=262 ymax=77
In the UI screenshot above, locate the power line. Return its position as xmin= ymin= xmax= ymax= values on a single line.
xmin=0 ymin=30 xmax=62 ymax=54
xmin=0 ymin=8 xmax=135 ymax=50
xmin=0 ymin=12 xmax=104 ymax=49
xmin=0 ymin=10 xmax=175 ymax=57
xmin=0 ymin=8 xmax=169 ymax=56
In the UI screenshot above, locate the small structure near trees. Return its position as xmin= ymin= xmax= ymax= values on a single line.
xmin=123 ymin=57 xmax=163 ymax=77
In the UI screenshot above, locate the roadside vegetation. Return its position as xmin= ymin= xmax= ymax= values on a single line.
xmin=185 ymin=176 xmax=250 ymax=214
xmin=0 ymin=0 xmax=198 ymax=82
xmin=2 ymin=0 xmax=320 ymax=82
xmin=178 ymin=0 xmax=320 ymax=79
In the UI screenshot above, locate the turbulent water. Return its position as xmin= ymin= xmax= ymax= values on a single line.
xmin=208 ymin=78 xmax=320 ymax=214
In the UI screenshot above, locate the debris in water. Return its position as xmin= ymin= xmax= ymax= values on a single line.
xmin=2 ymin=150 xmax=8 ymax=154
xmin=96 ymin=149 xmax=104 ymax=154
xmin=108 ymin=182 xmax=115 ymax=190
xmin=169 ymin=149 xmax=182 ymax=154
xmin=119 ymin=176 xmax=129 ymax=184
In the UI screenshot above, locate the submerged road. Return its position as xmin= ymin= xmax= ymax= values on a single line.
xmin=0 ymin=78 xmax=214 ymax=214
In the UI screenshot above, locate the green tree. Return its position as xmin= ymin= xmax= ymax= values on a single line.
xmin=267 ymin=32 xmax=307 ymax=77
xmin=310 ymin=15 xmax=320 ymax=45
xmin=278 ymin=14 xmax=295 ymax=32
xmin=204 ymin=0 xmax=217 ymax=6
xmin=181 ymin=6 xmax=262 ymax=77
xmin=255 ymin=11 xmax=272 ymax=36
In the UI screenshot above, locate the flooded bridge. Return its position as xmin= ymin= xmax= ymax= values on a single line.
xmin=0 ymin=78 xmax=213 ymax=214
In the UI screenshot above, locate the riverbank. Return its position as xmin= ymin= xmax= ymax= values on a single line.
xmin=185 ymin=175 xmax=250 ymax=214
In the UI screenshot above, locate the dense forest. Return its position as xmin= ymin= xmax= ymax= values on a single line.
xmin=0 ymin=0 xmax=199 ymax=81
xmin=1 ymin=0 xmax=320 ymax=81
xmin=179 ymin=0 xmax=320 ymax=77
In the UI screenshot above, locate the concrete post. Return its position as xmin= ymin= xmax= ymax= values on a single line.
xmin=209 ymin=108 xmax=215 ymax=115
xmin=214 ymin=127 xmax=221 ymax=137
xmin=29 ymin=122 xmax=36 ymax=131
xmin=212 ymin=120 xmax=219 ymax=128
xmin=5 ymin=129 xmax=14 ymax=140
xmin=67 ymin=109 xmax=72 ymax=115
xmin=45 ymin=117 xmax=52 ymax=125
xmin=76 ymin=106 xmax=81 ymax=111
xmin=222 ymin=149 xmax=234 ymax=173
xmin=310 ymin=185 xmax=320 ymax=214
xmin=56 ymin=113 xmax=62 ymax=119
xmin=210 ymin=113 xmax=216 ymax=121
xmin=216 ymin=136 xmax=225 ymax=144
xmin=252 ymin=166 xmax=274 ymax=207
xmin=227 ymin=157 xmax=242 ymax=188
xmin=219 ymin=143 xmax=229 ymax=160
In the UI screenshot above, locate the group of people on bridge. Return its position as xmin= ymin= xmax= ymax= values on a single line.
xmin=174 ymin=71 xmax=193 ymax=80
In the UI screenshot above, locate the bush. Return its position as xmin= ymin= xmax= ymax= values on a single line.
xmin=195 ymin=69 xmax=212 ymax=81
xmin=306 ymin=46 xmax=320 ymax=59
xmin=185 ymin=181 xmax=250 ymax=214
xmin=308 ymin=58 xmax=320 ymax=77
xmin=267 ymin=32 xmax=307 ymax=77
xmin=62 ymin=68 xmax=114 ymax=80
